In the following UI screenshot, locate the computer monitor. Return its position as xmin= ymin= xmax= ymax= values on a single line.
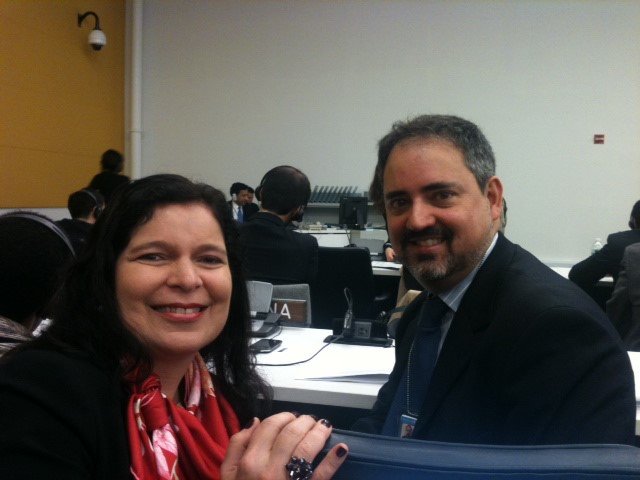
xmin=339 ymin=195 xmax=368 ymax=230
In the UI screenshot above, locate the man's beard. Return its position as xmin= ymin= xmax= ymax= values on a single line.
xmin=399 ymin=225 xmax=491 ymax=289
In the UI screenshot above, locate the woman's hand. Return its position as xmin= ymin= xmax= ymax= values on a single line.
xmin=221 ymin=412 xmax=348 ymax=480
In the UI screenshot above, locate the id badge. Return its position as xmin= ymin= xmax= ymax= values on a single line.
xmin=399 ymin=413 xmax=417 ymax=438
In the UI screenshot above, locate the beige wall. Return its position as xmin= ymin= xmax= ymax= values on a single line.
xmin=1 ymin=0 xmax=125 ymax=207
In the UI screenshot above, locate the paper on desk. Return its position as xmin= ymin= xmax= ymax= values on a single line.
xmin=371 ymin=261 xmax=402 ymax=270
xmin=298 ymin=371 xmax=389 ymax=384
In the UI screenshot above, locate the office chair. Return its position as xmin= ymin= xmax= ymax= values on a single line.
xmin=246 ymin=280 xmax=273 ymax=313
xmin=271 ymin=284 xmax=312 ymax=327
xmin=310 ymin=246 xmax=391 ymax=329
xmin=322 ymin=429 xmax=640 ymax=479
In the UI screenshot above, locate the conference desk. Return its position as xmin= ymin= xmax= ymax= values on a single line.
xmin=371 ymin=260 xmax=402 ymax=277
xmin=256 ymin=327 xmax=394 ymax=410
xmin=256 ymin=327 xmax=640 ymax=435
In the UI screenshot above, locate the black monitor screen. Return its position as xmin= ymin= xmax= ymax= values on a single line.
xmin=338 ymin=196 xmax=368 ymax=229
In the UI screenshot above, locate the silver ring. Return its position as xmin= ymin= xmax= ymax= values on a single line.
xmin=285 ymin=456 xmax=314 ymax=480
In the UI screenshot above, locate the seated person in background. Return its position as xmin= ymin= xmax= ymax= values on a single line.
xmin=606 ymin=242 xmax=640 ymax=351
xmin=0 ymin=174 xmax=347 ymax=478
xmin=569 ymin=200 xmax=640 ymax=295
xmin=228 ymin=182 xmax=253 ymax=223
xmin=56 ymin=188 xmax=105 ymax=253
xmin=239 ymin=166 xmax=319 ymax=285
xmin=0 ymin=212 xmax=75 ymax=355
xmin=88 ymin=149 xmax=130 ymax=203
xmin=352 ymin=114 xmax=635 ymax=445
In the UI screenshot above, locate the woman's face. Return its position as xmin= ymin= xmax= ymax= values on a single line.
xmin=115 ymin=202 xmax=232 ymax=365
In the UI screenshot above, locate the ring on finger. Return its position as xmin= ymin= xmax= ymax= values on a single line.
xmin=285 ymin=456 xmax=313 ymax=480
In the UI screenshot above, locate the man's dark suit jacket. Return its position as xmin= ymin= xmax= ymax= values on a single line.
xmin=352 ymin=234 xmax=636 ymax=445
xmin=569 ymin=229 xmax=640 ymax=291
xmin=244 ymin=202 xmax=259 ymax=221
xmin=238 ymin=212 xmax=318 ymax=285
xmin=606 ymin=242 xmax=640 ymax=351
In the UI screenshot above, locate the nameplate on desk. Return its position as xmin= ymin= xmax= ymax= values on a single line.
xmin=271 ymin=298 xmax=307 ymax=325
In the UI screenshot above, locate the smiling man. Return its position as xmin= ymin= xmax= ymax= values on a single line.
xmin=352 ymin=115 xmax=636 ymax=445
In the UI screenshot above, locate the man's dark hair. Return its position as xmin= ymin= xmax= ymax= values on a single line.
xmin=258 ymin=166 xmax=311 ymax=215
xmin=68 ymin=189 xmax=105 ymax=219
xmin=369 ymin=114 xmax=496 ymax=213
xmin=27 ymin=174 xmax=269 ymax=421
xmin=230 ymin=182 xmax=250 ymax=196
xmin=100 ymin=149 xmax=124 ymax=173
xmin=0 ymin=212 xmax=74 ymax=324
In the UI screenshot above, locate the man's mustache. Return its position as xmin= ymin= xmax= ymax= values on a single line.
xmin=400 ymin=226 xmax=451 ymax=248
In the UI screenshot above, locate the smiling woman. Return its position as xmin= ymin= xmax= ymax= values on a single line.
xmin=0 ymin=174 xmax=347 ymax=479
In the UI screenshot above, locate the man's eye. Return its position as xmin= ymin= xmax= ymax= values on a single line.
xmin=435 ymin=191 xmax=455 ymax=202
xmin=387 ymin=198 xmax=409 ymax=210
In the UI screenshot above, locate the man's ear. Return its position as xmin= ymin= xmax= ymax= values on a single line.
xmin=289 ymin=206 xmax=305 ymax=223
xmin=484 ymin=176 xmax=503 ymax=223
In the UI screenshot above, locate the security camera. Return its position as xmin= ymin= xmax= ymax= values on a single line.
xmin=88 ymin=29 xmax=107 ymax=51
xmin=78 ymin=11 xmax=106 ymax=51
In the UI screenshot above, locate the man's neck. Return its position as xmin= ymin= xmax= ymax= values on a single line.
xmin=259 ymin=208 xmax=290 ymax=224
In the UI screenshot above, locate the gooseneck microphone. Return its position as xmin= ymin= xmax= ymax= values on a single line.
xmin=342 ymin=287 xmax=354 ymax=338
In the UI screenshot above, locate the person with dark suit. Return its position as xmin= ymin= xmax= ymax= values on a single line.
xmin=228 ymin=182 xmax=252 ymax=223
xmin=352 ymin=114 xmax=635 ymax=445
xmin=606 ymin=242 xmax=640 ymax=351
xmin=569 ymin=200 xmax=640 ymax=300
xmin=239 ymin=166 xmax=318 ymax=285
xmin=56 ymin=188 xmax=104 ymax=253
xmin=88 ymin=149 xmax=130 ymax=203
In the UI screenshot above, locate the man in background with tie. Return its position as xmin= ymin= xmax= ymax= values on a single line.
xmin=352 ymin=115 xmax=635 ymax=445
xmin=228 ymin=182 xmax=252 ymax=223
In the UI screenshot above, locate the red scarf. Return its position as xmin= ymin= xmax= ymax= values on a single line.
xmin=126 ymin=355 xmax=240 ymax=480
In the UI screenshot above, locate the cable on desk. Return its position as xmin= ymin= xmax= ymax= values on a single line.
xmin=256 ymin=334 xmax=342 ymax=367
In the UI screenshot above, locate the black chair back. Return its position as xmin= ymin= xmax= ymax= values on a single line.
xmin=310 ymin=246 xmax=375 ymax=329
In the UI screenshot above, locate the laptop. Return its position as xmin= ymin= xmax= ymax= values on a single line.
xmin=247 ymin=281 xmax=281 ymax=337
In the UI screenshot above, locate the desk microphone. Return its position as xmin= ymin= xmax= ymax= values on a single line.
xmin=342 ymin=287 xmax=354 ymax=338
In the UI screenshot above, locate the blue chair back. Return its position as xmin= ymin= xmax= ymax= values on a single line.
xmin=323 ymin=429 xmax=640 ymax=479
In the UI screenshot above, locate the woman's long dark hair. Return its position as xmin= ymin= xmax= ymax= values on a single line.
xmin=33 ymin=174 xmax=270 ymax=421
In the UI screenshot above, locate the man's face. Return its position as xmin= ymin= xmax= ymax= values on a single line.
xmin=383 ymin=138 xmax=502 ymax=292
xmin=246 ymin=192 xmax=255 ymax=204
xmin=236 ymin=189 xmax=251 ymax=205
